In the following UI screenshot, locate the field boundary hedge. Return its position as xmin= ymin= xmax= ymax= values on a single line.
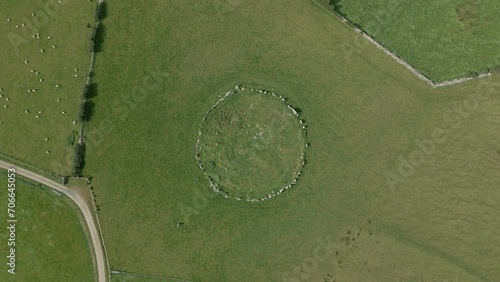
xmin=74 ymin=0 xmax=106 ymax=176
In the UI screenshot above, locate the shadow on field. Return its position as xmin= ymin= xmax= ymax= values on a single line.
xmin=73 ymin=143 xmax=86 ymax=177
xmin=329 ymin=0 xmax=346 ymax=16
xmin=94 ymin=24 xmax=106 ymax=53
xmin=83 ymin=101 xmax=96 ymax=122
xmin=88 ymin=83 xmax=99 ymax=98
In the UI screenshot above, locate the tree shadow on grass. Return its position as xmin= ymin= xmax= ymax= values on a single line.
xmin=83 ymin=101 xmax=96 ymax=122
xmin=94 ymin=23 xmax=106 ymax=53
xmin=88 ymin=83 xmax=98 ymax=98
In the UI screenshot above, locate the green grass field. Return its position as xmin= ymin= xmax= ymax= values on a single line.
xmin=0 ymin=0 xmax=95 ymax=175
xmin=82 ymin=0 xmax=500 ymax=281
xmin=110 ymin=272 xmax=184 ymax=282
xmin=0 ymin=173 xmax=93 ymax=281
xmin=329 ymin=0 xmax=500 ymax=82
xmin=197 ymin=87 xmax=306 ymax=200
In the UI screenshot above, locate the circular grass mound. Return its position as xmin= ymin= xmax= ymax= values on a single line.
xmin=195 ymin=85 xmax=307 ymax=202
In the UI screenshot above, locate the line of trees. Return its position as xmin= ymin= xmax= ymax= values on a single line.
xmin=73 ymin=142 xmax=86 ymax=177
xmin=78 ymin=83 xmax=97 ymax=122
xmin=90 ymin=1 xmax=107 ymax=53
xmin=89 ymin=22 xmax=105 ymax=53
xmin=95 ymin=1 xmax=107 ymax=21
xmin=72 ymin=2 xmax=107 ymax=177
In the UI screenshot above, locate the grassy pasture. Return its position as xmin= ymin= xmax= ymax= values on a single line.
xmin=0 ymin=172 xmax=93 ymax=281
xmin=0 ymin=0 xmax=95 ymax=175
xmin=111 ymin=272 xmax=183 ymax=282
xmin=328 ymin=0 xmax=500 ymax=82
xmin=197 ymin=88 xmax=306 ymax=200
xmin=83 ymin=0 xmax=500 ymax=281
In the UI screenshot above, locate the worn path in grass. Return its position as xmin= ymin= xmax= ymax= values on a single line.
xmin=0 ymin=160 xmax=109 ymax=282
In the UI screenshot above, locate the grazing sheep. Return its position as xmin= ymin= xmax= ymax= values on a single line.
xmin=44 ymin=138 xmax=49 ymax=141
xmin=61 ymin=111 xmax=66 ymax=114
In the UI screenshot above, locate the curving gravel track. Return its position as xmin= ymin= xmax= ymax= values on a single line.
xmin=0 ymin=160 xmax=109 ymax=282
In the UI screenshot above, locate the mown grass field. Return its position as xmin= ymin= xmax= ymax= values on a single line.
xmin=0 ymin=0 xmax=95 ymax=175
xmin=83 ymin=0 xmax=500 ymax=281
xmin=0 ymin=172 xmax=93 ymax=281
xmin=329 ymin=0 xmax=500 ymax=82
xmin=111 ymin=272 xmax=179 ymax=282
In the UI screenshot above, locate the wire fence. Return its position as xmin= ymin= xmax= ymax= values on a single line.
xmin=0 ymin=152 xmax=62 ymax=183
xmin=110 ymin=270 xmax=193 ymax=282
